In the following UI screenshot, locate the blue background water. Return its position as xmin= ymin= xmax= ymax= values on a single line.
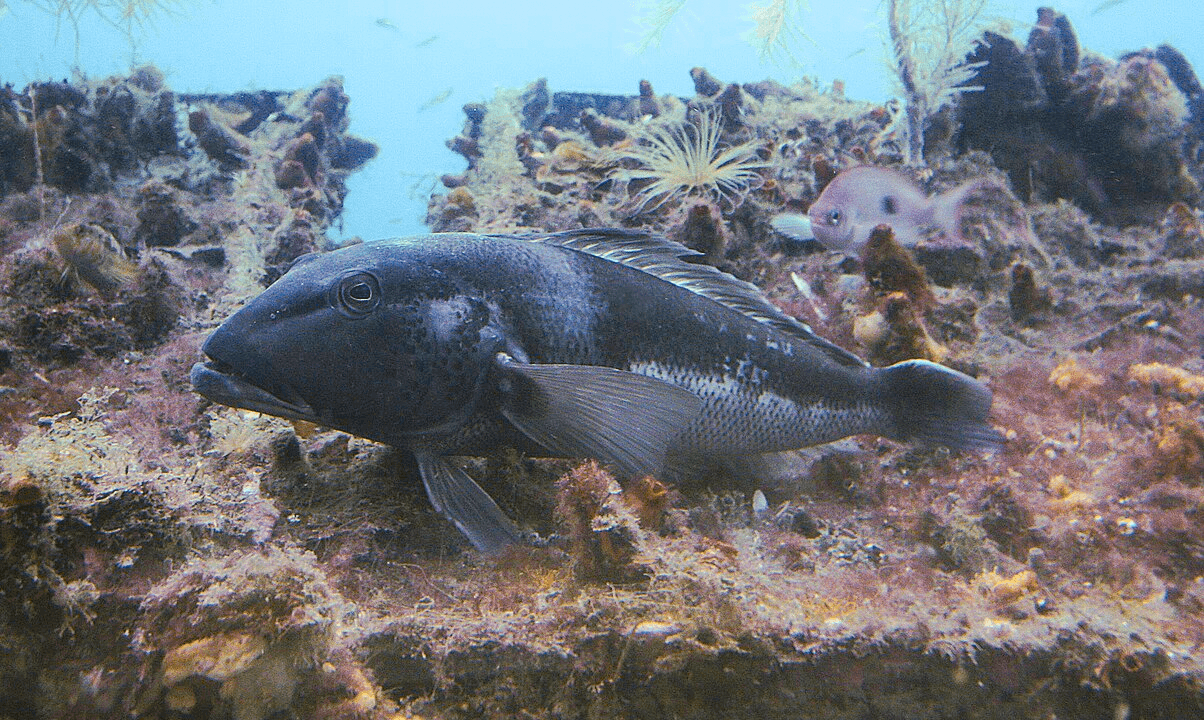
xmin=0 ymin=0 xmax=1197 ymax=241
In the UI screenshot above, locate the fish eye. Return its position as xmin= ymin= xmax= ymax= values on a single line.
xmin=826 ymin=209 xmax=842 ymax=226
xmin=334 ymin=272 xmax=381 ymax=317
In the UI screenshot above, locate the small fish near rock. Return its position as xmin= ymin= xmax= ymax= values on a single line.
xmin=772 ymin=165 xmax=989 ymax=255
xmin=191 ymin=229 xmax=1002 ymax=552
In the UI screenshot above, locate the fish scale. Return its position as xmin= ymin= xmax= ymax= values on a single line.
xmin=626 ymin=359 xmax=883 ymax=454
xmin=192 ymin=228 xmax=1001 ymax=552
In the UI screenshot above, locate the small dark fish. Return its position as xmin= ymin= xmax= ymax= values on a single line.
xmin=418 ymin=87 xmax=453 ymax=113
xmin=1091 ymin=0 xmax=1131 ymax=15
xmin=773 ymin=166 xmax=985 ymax=255
xmin=374 ymin=18 xmax=400 ymax=32
xmin=401 ymin=172 xmax=440 ymax=201
xmin=414 ymin=34 xmax=439 ymax=48
xmin=192 ymin=230 xmax=1001 ymax=551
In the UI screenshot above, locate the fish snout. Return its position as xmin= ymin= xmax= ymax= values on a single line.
xmin=192 ymin=322 xmax=317 ymax=421
xmin=809 ymin=206 xmax=867 ymax=253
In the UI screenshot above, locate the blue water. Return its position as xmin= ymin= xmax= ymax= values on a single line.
xmin=0 ymin=0 xmax=1198 ymax=241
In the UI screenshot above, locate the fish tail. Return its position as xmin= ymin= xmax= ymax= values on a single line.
xmin=876 ymin=359 xmax=1003 ymax=452
xmin=932 ymin=178 xmax=991 ymax=245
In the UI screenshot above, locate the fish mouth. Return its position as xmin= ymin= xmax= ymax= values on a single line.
xmin=190 ymin=358 xmax=318 ymax=422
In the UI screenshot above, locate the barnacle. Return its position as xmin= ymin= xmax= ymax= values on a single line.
xmin=862 ymin=224 xmax=935 ymax=310
xmin=554 ymin=460 xmax=648 ymax=582
xmin=852 ymin=292 xmax=945 ymax=365
xmin=1008 ymin=263 xmax=1053 ymax=323
xmin=612 ymin=108 xmax=766 ymax=215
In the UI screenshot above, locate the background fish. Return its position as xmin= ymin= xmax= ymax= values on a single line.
xmin=775 ymin=166 xmax=986 ymax=254
xmin=191 ymin=229 xmax=1001 ymax=551
xmin=417 ymin=87 xmax=453 ymax=113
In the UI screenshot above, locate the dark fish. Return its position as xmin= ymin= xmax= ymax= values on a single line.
xmin=417 ymin=87 xmax=453 ymax=113
xmin=191 ymin=230 xmax=1001 ymax=551
xmin=1091 ymin=0 xmax=1131 ymax=15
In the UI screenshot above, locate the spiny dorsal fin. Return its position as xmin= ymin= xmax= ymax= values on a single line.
xmin=505 ymin=228 xmax=867 ymax=368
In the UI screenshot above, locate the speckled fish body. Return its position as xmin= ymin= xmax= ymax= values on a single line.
xmin=787 ymin=166 xmax=982 ymax=254
xmin=192 ymin=229 xmax=999 ymax=551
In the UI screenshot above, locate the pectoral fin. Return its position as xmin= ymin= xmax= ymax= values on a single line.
xmin=496 ymin=354 xmax=702 ymax=477
xmin=413 ymin=449 xmax=522 ymax=553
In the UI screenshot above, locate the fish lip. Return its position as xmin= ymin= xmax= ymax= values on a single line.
xmin=190 ymin=360 xmax=317 ymax=422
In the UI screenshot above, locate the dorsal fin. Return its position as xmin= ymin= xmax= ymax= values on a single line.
xmin=504 ymin=228 xmax=868 ymax=368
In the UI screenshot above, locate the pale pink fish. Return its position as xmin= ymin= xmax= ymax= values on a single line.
xmin=772 ymin=166 xmax=986 ymax=255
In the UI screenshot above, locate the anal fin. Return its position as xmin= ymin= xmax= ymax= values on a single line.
xmin=413 ymin=449 xmax=522 ymax=553
xmin=496 ymin=353 xmax=702 ymax=477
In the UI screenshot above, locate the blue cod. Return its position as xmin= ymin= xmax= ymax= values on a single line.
xmin=191 ymin=229 xmax=1001 ymax=551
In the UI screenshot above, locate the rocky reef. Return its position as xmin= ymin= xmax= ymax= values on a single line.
xmin=0 ymin=69 xmax=383 ymax=718
xmin=2 ymin=7 xmax=1204 ymax=720
xmin=957 ymin=8 xmax=1203 ymax=225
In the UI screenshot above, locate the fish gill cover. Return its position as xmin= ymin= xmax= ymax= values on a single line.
xmin=0 ymin=4 xmax=1203 ymax=720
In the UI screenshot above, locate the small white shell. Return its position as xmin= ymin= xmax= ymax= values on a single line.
xmin=752 ymin=489 xmax=769 ymax=520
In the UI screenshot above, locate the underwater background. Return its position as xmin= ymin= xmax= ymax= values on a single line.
xmin=3 ymin=0 xmax=1204 ymax=718
xmin=1 ymin=0 xmax=1199 ymax=241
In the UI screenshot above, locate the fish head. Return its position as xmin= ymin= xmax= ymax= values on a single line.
xmin=807 ymin=189 xmax=860 ymax=252
xmin=191 ymin=240 xmax=508 ymax=444
xmin=807 ymin=166 xmax=928 ymax=253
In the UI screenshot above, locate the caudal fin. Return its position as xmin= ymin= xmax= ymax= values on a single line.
xmin=931 ymin=179 xmax=991 ymax=246
xmin=878 ymin=359 xmax=1003 ymax=452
